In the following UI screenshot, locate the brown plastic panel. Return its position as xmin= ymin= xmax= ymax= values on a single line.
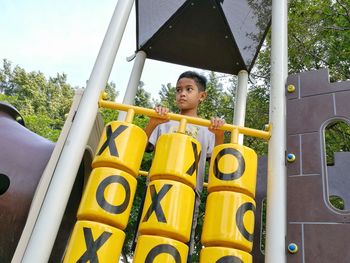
xmin=327 ymin=152 xmax=350 ymax=210
xmin=286 ymin=224 xmax=303 ymax=263
xmin=0 ymin=109 xmax=54 ymax=262
xmin=0 ymin=103 xmax=92 ymax=262
xmin=335 ymin=90 xmax=350 ymax=117
xmin=287 ymin=94 xmax=334 ymax=135
xmin=304 ymin=224 xmax=350 ymax=262
xmin=251 ymin=156 xmax=267 ymax=262
xmin=287 ymin=175 xmax=342 ymax=222
xmin=286 ymin=69 xmax=350 ymax=263
xmin=287 ymin=135 xmax=301 ymax=176
xmin=300 ymin=132 xmax=322 ymax=175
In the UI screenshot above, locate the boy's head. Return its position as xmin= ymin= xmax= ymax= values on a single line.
xmin=176 ymin=71 xmax=207 ymax=115
xmin=177 ymin=71 xmax=207 ymax=91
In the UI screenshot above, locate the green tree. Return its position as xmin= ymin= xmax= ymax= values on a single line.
xmin=99 ymin=81 xmax=119 ymax=124
xmin=325 ymin=120 xmax=350 ymax=165
xmin=244 ymin=85 xmax=270 ymax=155
xmin=158 ymin=83 xmax=178 ymax=113
xmin=253 ymin=0 xmax=350 ymax=82
xmin=135 ymin=81 xmax=153 ymax=109
xmin=0 ymin=59 xmax=74 ymax=141
xmin=288 ymin=0 xmax=350 ymax=81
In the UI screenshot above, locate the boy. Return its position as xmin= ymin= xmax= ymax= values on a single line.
xmin=144 ymin=71 xmax=225 ymax=258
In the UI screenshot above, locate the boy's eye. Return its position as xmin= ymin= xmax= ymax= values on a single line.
xmin=187 ymin=87 xmax=193 ymax=92
xmin=176 ymin=88 xmax=181 ymax=93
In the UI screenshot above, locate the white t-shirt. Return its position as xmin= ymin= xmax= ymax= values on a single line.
xmin=149 ymin=120 xmax=215 ymax=192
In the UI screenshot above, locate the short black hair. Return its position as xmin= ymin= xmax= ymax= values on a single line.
xmin=177 ymin=71 xmax=207 ymax=91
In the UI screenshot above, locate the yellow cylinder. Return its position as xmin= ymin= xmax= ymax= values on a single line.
xmin=200 ymin=247 xmax=252 ymax=263
xmin=92 ymin=121 xmax=147 ymax=176
xmin=134 ymin=235 xmax=188 ymax=263
xmin=149 ymin=133 xmax=201 ymax=189
xmin=138 ymin=179 xmax=195 ymax=243
xmin=77 ymin=167 xmax=137 ymax=230
xmin=63 ymin=220 xmax=125 ymax=263
xmin=208 ymin=143 xmax=257 ymax=198
xmin=201 ymin=191 xmax=256 ymax=252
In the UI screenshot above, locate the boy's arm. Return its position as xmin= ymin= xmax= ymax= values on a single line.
xmin=144 ymin=120 xmax=160 ymax=139
xmin=144 ymin=106 xmax=170 ymax=138
xmin=208 ymin=117 xmax=225 ymax=146
xmin=214 ymin=132 xmax=225 ymax=146
xmin=144 ymin=106 xmax=170 ymax=152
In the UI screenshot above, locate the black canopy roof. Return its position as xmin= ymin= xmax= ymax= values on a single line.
xmin=136 ymin=0 xmax=271 ymax=75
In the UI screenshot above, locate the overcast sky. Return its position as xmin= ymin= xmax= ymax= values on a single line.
xmin=0 ymin=0 xmax=208 ymax=102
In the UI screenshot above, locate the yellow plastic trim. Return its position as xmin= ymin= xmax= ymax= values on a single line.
xmin=99 ymin=98 xmax=271 ymax=141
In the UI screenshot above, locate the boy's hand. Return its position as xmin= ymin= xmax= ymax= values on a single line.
xmin=149 ymin=106 xmax=170 ymax=126
xmin=209 ymin=117 xmax=225 ymax=145
xmin=144 ymin=106 xmax=170 ymax=141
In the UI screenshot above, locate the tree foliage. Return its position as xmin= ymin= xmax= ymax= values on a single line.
xmin=254 ymin=0 xmax=350 ymax=82
xmin=0 ymin=59 xmax=74 ymax=141
xmin=99 ymin=81 xmax=119 ymax=124
xmin=1 ymin=1 xmax=349 ymax=260
xmin=158 ymin=83 xmax=178 ymax=113
xmin=0 ymin=59 xmax=120 ymax=141
xmin=325 ymin=120 xmax=350 ymax=165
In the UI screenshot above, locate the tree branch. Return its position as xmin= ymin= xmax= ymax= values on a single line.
xmin=335 ymin=0 xmax=350 ymax=22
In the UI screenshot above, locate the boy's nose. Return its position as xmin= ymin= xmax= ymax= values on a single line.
xmin=179 ymin=90 xmax=186 ymax=96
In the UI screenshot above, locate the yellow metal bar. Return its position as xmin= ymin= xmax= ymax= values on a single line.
xmin=99 ymin=99 xmax=271 ymax=140
xmin=125 ymin=109 xmax=135 ymax=123
xmin=178 ymin=118 xmax=187 ymax=133
xmin=139 ymin=170 xmax=148 ymax=176
xmin=231 ymin=128 xmax=239 ymax=144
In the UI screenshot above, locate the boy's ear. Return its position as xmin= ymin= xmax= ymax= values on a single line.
xmin=199 ymin=91 xmax=207 ymax=102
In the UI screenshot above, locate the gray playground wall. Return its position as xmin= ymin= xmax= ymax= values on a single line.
xmin=253 ymin=69 xmax=350 ymax=262
xmin=286 ymin=69 xmax=350 ymax=262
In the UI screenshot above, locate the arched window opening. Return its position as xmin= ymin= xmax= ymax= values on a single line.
xmin=329 ymin=195 xmax=345 ymax=211
xmin=324 ymin=120 xmax=350 ymax=165
xmin=0 ymin=173 xmax=10 ymax=195
xmin=324 ymin=120 xmax=350 ymax=211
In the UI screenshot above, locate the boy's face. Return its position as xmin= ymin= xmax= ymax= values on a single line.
xmin=175 ymin=77 xmax=206 ymax=111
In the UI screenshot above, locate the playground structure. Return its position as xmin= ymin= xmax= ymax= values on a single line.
xmin=2 ymin=0 xmax=349 ymax=262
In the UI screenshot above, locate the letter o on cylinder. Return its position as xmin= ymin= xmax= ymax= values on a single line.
xmin=200 ymin=247 xmax=252 ymax=263
xmin=208 ymin=143 xmax=257 ymax=198
xmin=77 ymin=167 xmax=137 ymax=230
xmin=201 ymin=191 xmax=256 ymax=252
xmin=133 ymin=235 xmax=188 ymax=263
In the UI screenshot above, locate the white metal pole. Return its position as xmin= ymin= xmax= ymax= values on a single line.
xmin=118 ymin=50 xmax=147 ymax=121
xmin=233 ymin=70 xmax=248 ymax=145
xmin=20 ymin=0 xmax=135 ymax=262
xmin=265 ymin=0 xmax=288 ymax=262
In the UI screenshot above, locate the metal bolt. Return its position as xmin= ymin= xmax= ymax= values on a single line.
xmin=264 ymin=124 xmax=270 ymax=131
xmin=287 ymin=84 xmax=296 ymax=93
xmin=287 ymin=153 xmax=296 ymax=163
xmin=102 ymin=92 xmax=109 ymax=100
xmin=288 ymin=243 xmax=298 ymax=254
